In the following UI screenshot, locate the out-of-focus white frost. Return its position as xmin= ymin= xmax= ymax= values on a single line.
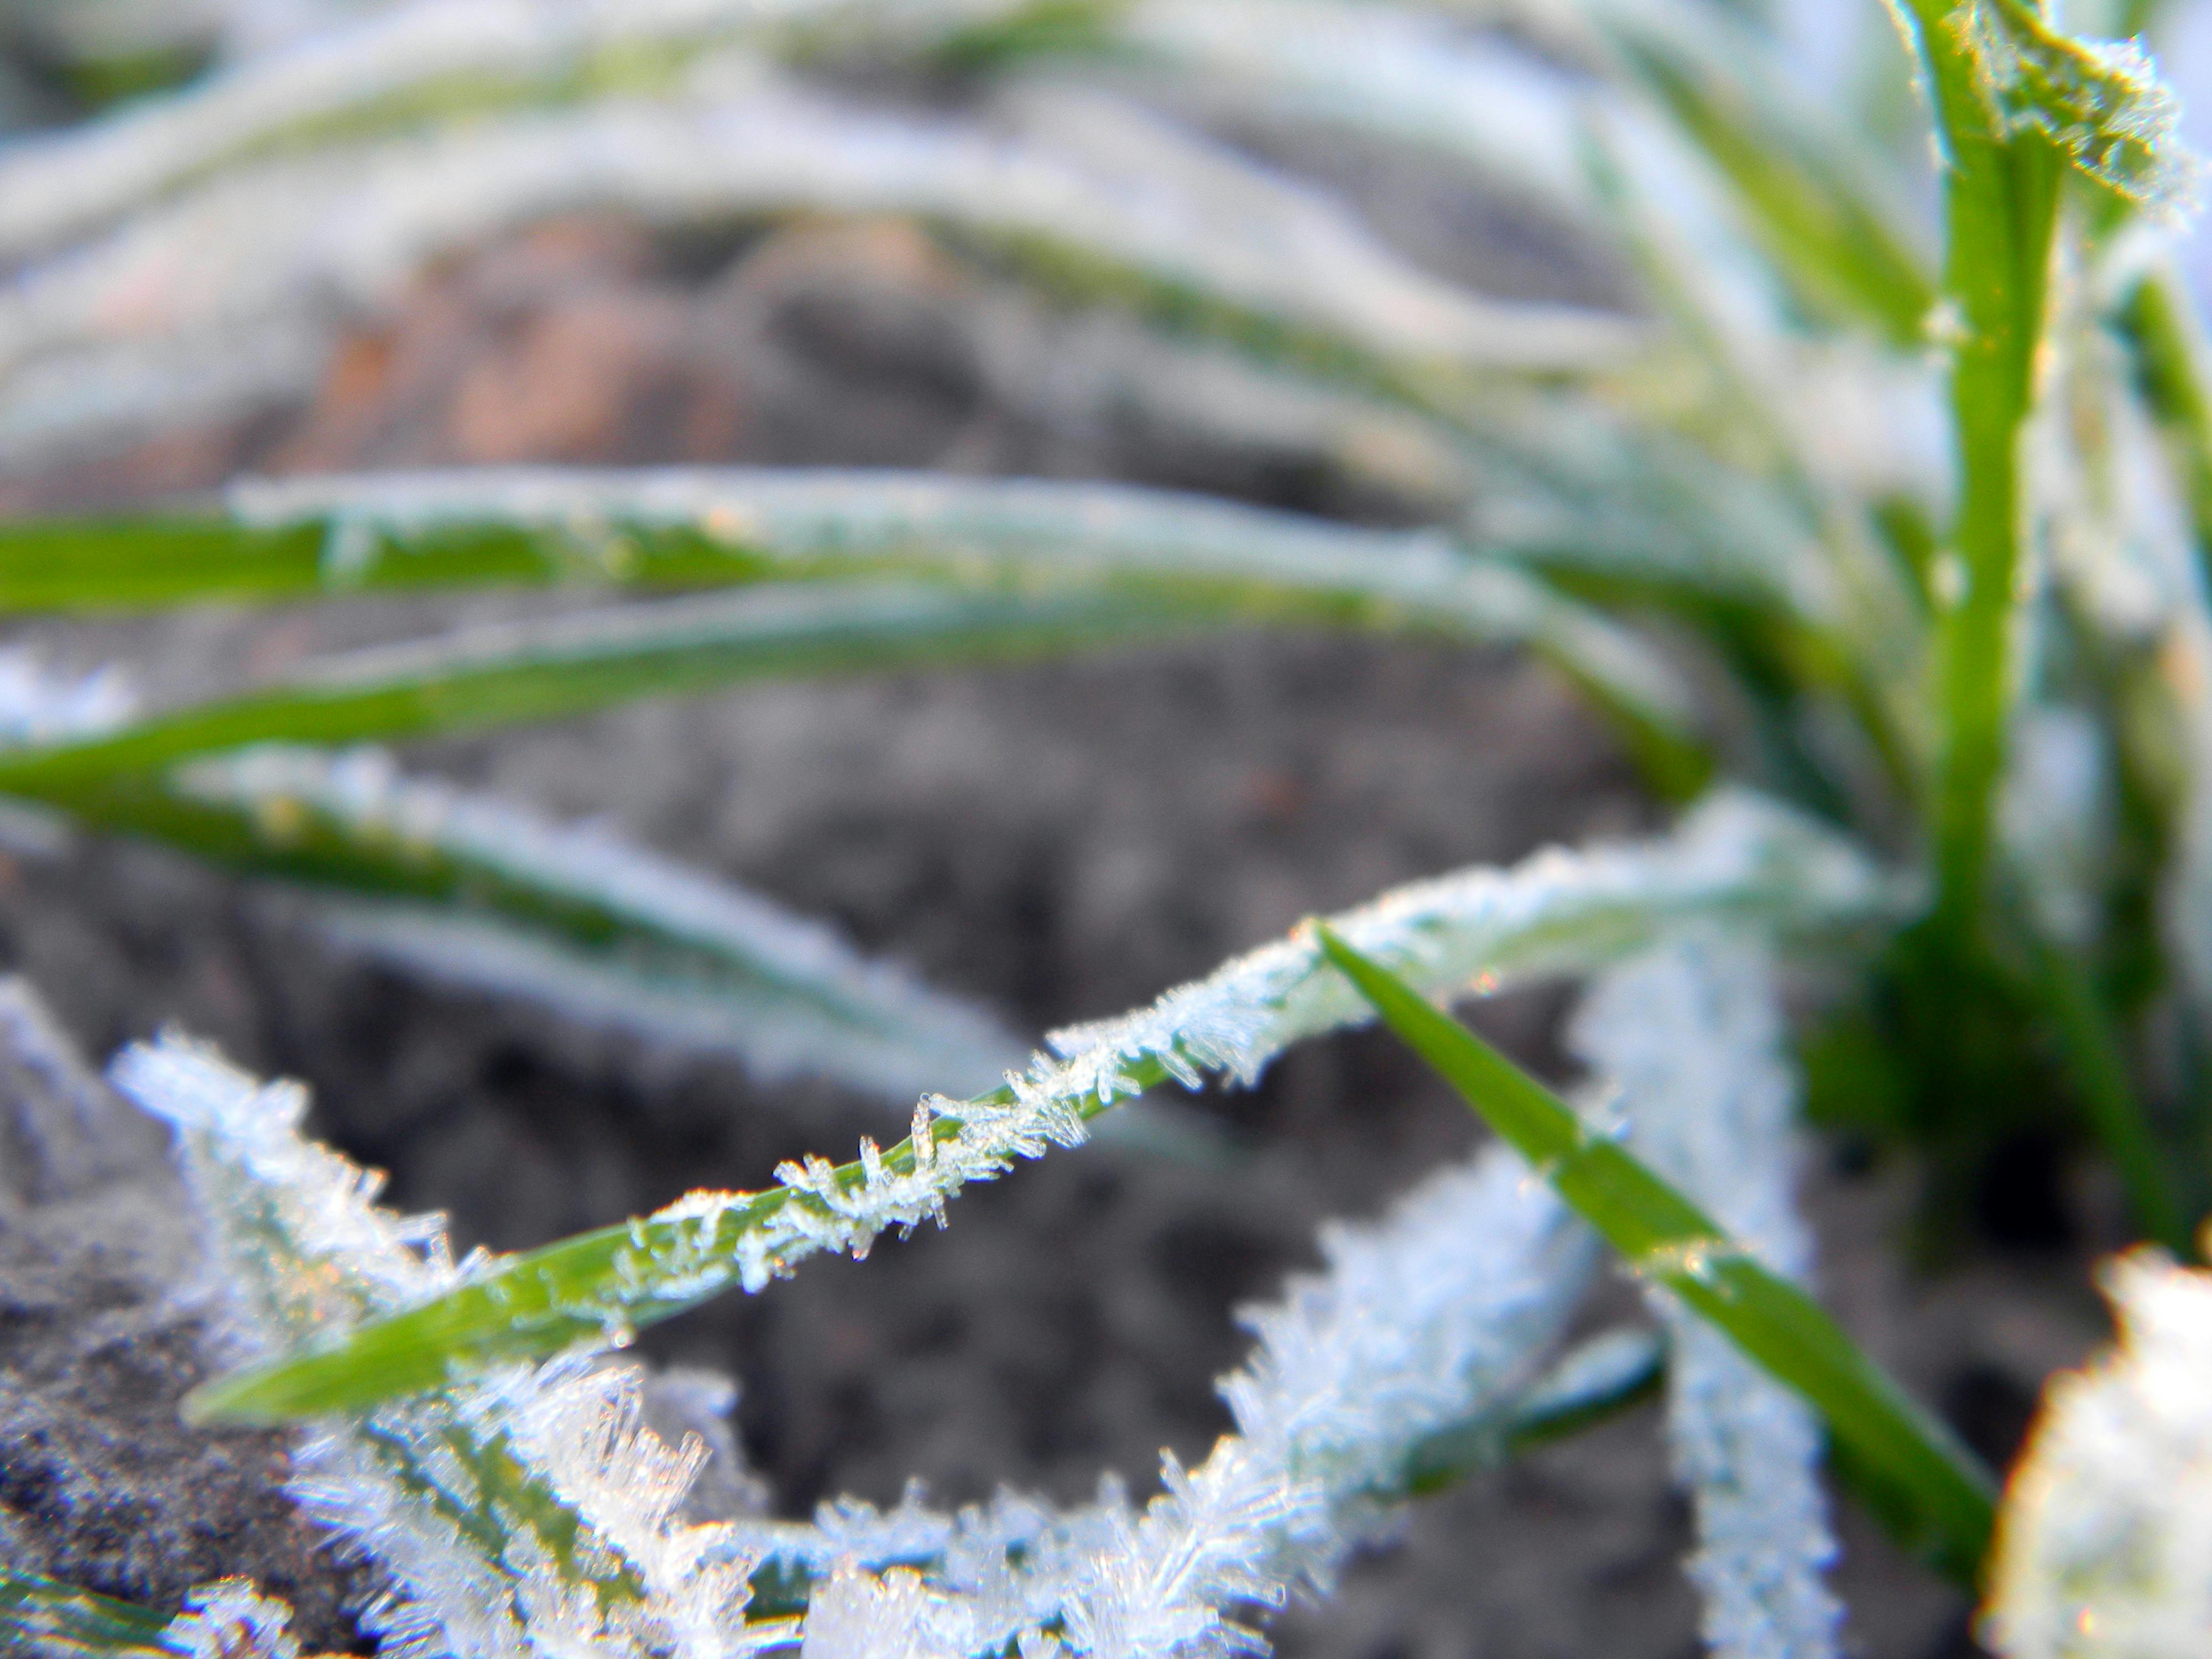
xmin=1984 ymin=1250 xmax=2212 ymax=1659
xmin=1570 ymin=936 xmax=1843 ymax=1659
xmin=177 ymin=742 xmax=1022 ymax=1099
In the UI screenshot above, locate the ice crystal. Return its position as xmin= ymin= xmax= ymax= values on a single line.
xmin=157 ymin=1580 xmax=301 ymax=1659
xmin=111 ymin=1036 xmax=791 ymax=1659
xmin=1954 ymin=0 xmax=2203 ymax=220
xmin=1570 ymin=936 xmax=1843 ymax=1659
xmin=1983 ymin=1250 xmax=2212 ymax=1659
xmin=176 ymin=743 xmax=1021 ymax=1098
xmin=770 ymin=1142 xmax=1591 ymax=1659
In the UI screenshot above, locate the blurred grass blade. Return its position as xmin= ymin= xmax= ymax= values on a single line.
xmin=172 ymin=744 xmax=1022 ymax=1100
xmin=0 ymin=1568 xmax=175 ymax=1658
xmin=0 ymin=471 xmax=1703 ymax=787
xmin=1311 ymin=924 xmax=1997 ymax=1584
xmin=0 ymin=0 xmax=1019 ymax=264
xmin=182 ymin=789 xmax=1910 ymax=1426
xmin=0 ymin=583 xmax=1192 ymax=794
xmin=1595 ymin=4 xmax=1935 ymax=346
xmin=1399 ymin=1325 xmax=1665 ymax=1493
xmin=0 ymin=81 xmax=1636 ymax=471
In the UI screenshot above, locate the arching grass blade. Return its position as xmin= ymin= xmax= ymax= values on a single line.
xmin=1311 ymin=924 xmax=1997 ymax=1585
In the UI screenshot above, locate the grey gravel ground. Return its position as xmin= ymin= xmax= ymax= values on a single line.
xmin=0 ymin=204 xmax=2120 ymax=1658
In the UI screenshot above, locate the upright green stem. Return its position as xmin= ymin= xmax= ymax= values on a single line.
xmin=1901 ymin=3 xmax=2063 ymax=945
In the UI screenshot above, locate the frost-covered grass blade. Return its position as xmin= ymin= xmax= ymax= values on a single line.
xmin=0 ymin=470 xmax=1707 ymax=794
xmin=182 ymin=790 xmax=1905 ymax=1425
xmin=1312 ymin=924 xmax=1997 ymax=1584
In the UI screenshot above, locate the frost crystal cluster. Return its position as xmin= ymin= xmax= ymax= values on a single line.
xmin=1984 ymin=1251 xmax=2212 ymax=1658
xmin=111 ymin=1036 xmax=791 ymax=1659
xmin=1571 ymin=936 xmax=1844 ymax=1659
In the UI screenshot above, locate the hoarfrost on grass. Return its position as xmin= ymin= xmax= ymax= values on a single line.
xmin=1571 ymin=936 xmax=1843 ymax=1659
xmin=110 ymin=1035 xmax=794 ymax=1659
xmin=782 ymin=1142 xmax=1593 ymax=1659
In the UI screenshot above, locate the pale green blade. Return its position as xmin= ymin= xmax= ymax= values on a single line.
xmin=169 ymin=743 xmax=1024 ymax=1099
xmin=0 ymin=79 xmax=1636 ymax=469
xmin=0 ymin=471 xmax=1704 ymax=784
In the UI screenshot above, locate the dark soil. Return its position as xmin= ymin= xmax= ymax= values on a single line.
xmin=0 ymin=204 xmax=2122 ymax=1657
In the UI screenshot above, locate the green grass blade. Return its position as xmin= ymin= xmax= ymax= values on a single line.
xmin=0 ymin=1569 xmax=175 ymax=1658
xmin=0 ymin=583 xmax=1194 ymax=797
xmin=0 ymin=471 xmax=1703 ymax=787
xmin=2121 ymin=268 xmax=2212 ymax=588
xmin=0 ymin=82 xmax=1635 ymax=469
xmin=1893 ymin=0 xmax=2063 ymax=947
xmin=1399 ymin=1325 xmax=1665 ymax=1494
xmin=1312 ymin=924 xmax=1998 ymax=1585
xmin=1597 ymin=5 xmax=1936 ymax=347
xmin=181 ymin=790 xmax=1907 ymax=1426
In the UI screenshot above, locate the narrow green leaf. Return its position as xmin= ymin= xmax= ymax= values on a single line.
xmin=0 ymin=1568 xmax=174 ymax=1658
xmin=1600 ymin=6 xmax=1937 ymax=346
xmin=183 ymin=790 xmax=1906 ymax=1426
xmin=1312 ymin=924 xmax=1998 ymax=1585
xmin=0 ymin=583 xmax=1191 ymax=799
xmin=0 ymin=472 xmax=1702 ymax=788
xmin=161 ymin=744 xmax=1022 ymax=1099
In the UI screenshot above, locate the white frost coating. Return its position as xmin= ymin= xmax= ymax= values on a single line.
xmin=158 ymin=1580 xmax=300 ymax=1659
xmin=1569 ymin=937 xmax=1842 ymax=1659
xmin=581 ymin=787 xmax=1900 ymax=1323
xmin=111 ymin=1036 xmax=794 ymax=1659
xmin=1105 ymin=0 xmax=1592 ymax=208
xmin=1956 ymin=0 xmax=2203 ymax=222
xmin=175 ymin=743 xmax=1021 ymax=1098
xmin=785 ymin=1142 xmax=1590 ymax=1659
xmin=0 ymin=650 xmax=136 ymax=748
xmin=0 ymin=76 xmax=1632 ymax=468
xmin=0 ymin=0 xmax=1020 ymax=264
xmin=1984 ymin=1250 xmax=2212 ymax=1659
xmin=223 ymin=464 xmax=1697 ymax=728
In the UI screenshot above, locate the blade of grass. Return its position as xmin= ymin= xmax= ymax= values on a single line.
xmin=0 ymin=584 xmax=1197 ymax=797
xmin=180 ymin=790 xmax=1908 ymax=1427
xmin=1596 ymin=3 xmax=1935 ymax=347
xmin=2120 ymin=267 xmax=2212 ymax=588
xmin=1893 ymin=0 xmax=2064 ymax=948
xmin=159 ymin=743 xmax=1024 ymax=1100
xmin=1311 ymin=924 xmax=1997 ymax=1585
xmin=0 ymin=473 xmax=1705 ymax=793
xmin=1399 ymin=1325 xmax=1666 ymax=1494
xmin=0 ymin=1569 xmax=176 ymax=1658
